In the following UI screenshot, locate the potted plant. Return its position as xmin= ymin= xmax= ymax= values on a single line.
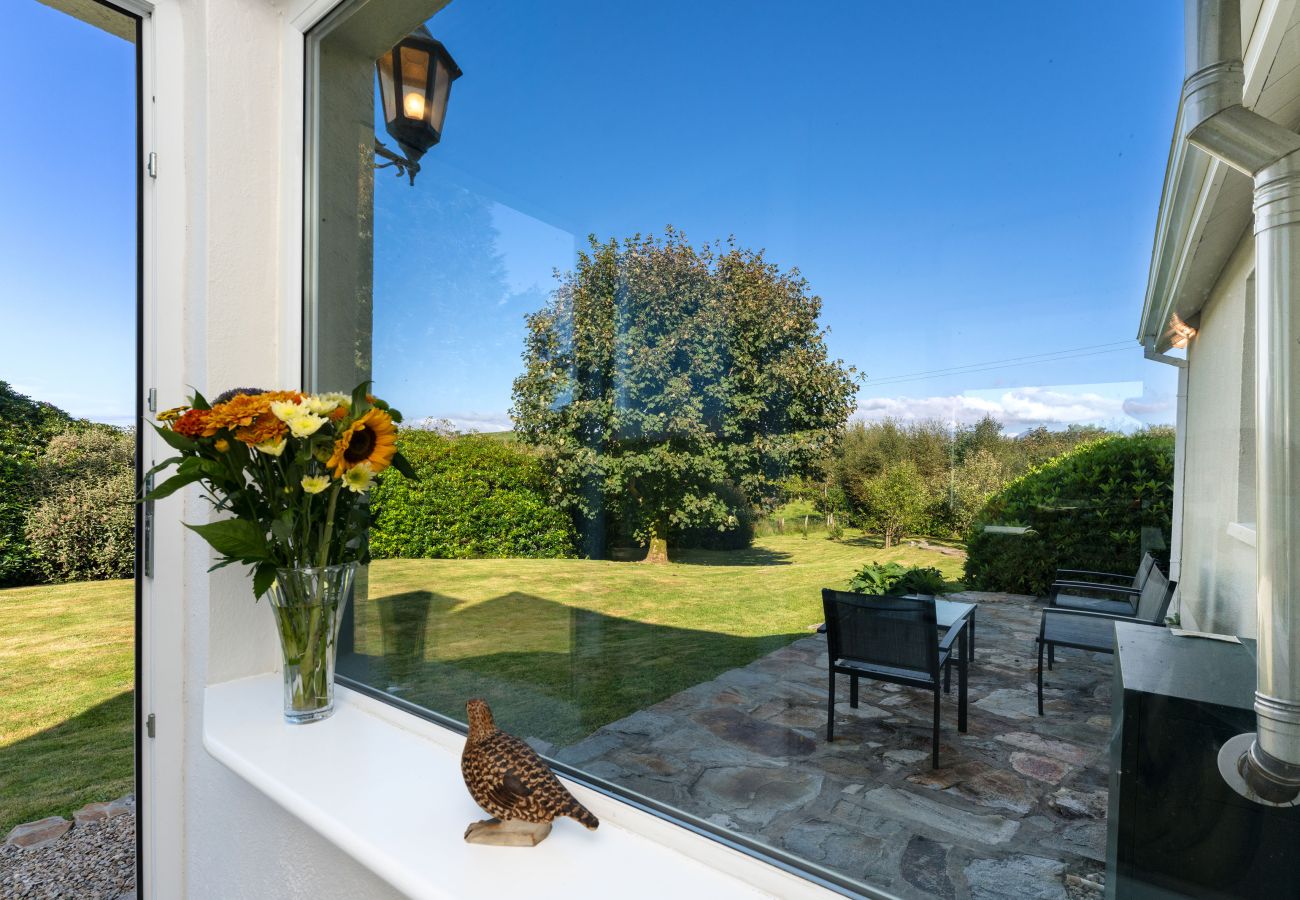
xmin=147 ymin=383 xmax=415 ymax=723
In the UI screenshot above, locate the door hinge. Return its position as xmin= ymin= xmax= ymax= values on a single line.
xmin=146 ymin=713 xmax=156 ymax=738
xmin=146 ymin=152 xmax=158 ymax=179
xmin=147 ymin=387 xmax=157 ymax=413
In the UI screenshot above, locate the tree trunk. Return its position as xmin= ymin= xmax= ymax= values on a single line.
xmin=883 ymin=528 xmax=894 ymax=549
xmin=644 ymin=519 xmax=669 ymax=564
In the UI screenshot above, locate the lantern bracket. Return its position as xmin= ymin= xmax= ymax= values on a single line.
xmin=374 ymin=139 xmax=421 ymax=186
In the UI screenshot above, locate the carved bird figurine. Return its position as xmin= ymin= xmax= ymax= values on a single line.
xmin=460 ymin=698 xmax=599 ymax=845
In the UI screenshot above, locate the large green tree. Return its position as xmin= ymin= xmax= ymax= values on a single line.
xmin=511 ymin=229 xmax=858 ymax=562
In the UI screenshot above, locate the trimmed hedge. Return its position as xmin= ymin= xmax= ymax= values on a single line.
xmin=963 ymin=431 xmax=1174 ymax=595
xmin=370 ymin=431 xmax=576 ymax=559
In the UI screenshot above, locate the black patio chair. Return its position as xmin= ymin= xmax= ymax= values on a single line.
xmin=1036 ymin=566 xmax=1176 ymax=715
xmin=1049 ymin=553 xmax=1157 ymax=616
xmin=821 ymin=589 xmax=968 ymax=769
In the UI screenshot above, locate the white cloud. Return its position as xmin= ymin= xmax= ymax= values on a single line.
xmin=855 ymin=385 xmax=1173 ymax=433
xmin=416 ymin=411 xmax=514 ymax=434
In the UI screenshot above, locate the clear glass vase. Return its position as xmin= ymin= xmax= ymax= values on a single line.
xmin=267 ymin=562 xmax=357 ymax=724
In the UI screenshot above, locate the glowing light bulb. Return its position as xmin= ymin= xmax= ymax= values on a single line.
xmin=403 ymin=91 xmax=426 ymax=119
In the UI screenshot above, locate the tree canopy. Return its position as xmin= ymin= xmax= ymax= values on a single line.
xmin=511 ymin=229 xmax=858 ymax=561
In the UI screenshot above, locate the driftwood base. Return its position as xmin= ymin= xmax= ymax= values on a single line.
xmin=463 ymin=818 xmax=552 ymax=846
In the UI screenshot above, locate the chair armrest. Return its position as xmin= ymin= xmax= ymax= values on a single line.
xmin=1050 ymin=581 xmax=1140 ymax=601
xmin=1056 ymin=568 xmax=1131 ymax=584
xmin=1039 ymin=606 xmax=1160 ymax=636
xmin=939 ymin=618 xmax=967 ymax=652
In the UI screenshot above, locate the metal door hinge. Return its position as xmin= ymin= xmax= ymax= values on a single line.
xmin=146 ymin=713 xmax=156 ymax=738
xmin=146 ymin=152 xmax=158 ymax=179
xmin=147 ymin=387 xmax=157 ymax=413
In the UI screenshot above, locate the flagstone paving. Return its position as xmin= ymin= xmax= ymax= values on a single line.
xmin=555 ymin=592 xmax=1112 ymax=899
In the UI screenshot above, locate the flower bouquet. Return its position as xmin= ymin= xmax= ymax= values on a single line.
xmin=147 ymin=383 xmax=415 ymax=722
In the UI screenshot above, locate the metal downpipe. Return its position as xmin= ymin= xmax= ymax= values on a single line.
xmin=1181 ymin=0 xmax=1300 ymax=804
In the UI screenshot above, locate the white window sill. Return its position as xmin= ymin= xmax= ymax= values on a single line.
xmin=1227 ymin=521 xmax=1257 ymax=547
xmin=204 ymin=675 xmax=842 ymax=900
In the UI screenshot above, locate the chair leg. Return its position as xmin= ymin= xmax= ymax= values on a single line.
xmin=956 ymin=647 xmax=967 ymax=733
xmin=850 ymin=674 xmax=859 ymax=708
xmin=826 ymin=671 xmax=835 ymax=742
xmin=944 ymin=658 xmax=951 ymax=694
xmin=932 ymin=688 xmax=941 ymax=769
xmin=1048 ymin=644 xmax=1054 ymax=670
xmin=1036 ymin=639 xmax=1045 ymax=716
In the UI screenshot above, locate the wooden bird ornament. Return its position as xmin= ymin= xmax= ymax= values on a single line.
xmin=460 ymin=698 xmax=599 ymax=846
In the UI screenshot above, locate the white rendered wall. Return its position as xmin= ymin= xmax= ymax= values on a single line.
xmin=1177 ymin=236 xmax=1259 ymax=636
xmin=141 ymin=0 xmax=404 ymax=896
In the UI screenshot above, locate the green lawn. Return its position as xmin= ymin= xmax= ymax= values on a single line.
xmin=0 ymin=531 xmax=962 ymax=832
xmin=349 ymin=531 xmax=964 ymax=746
xmin=0 ymin=578 xmax=134 ymax=833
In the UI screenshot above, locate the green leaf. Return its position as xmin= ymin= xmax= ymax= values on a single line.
xmin=350 ymin=381 xmax=372 ymax=415
xmin=390 ymin=451 xmax=418 ymax=480
xmin=150 ymin=420 xmax=197 ymax=452
xmin=191 ymin=390 xmax=211 ymax=410
xmin=145 ymin=455 xmax=183 ymax=478
xmin=144 ymin=469 xmax=206 ymax=501
xmin=253 ymin=562 xmax=277 ymax=599
xmin=185 ymin=518 xmax=268 ymax=562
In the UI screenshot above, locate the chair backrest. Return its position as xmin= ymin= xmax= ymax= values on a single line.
xmin=1135 ymin=565 xmax=1174 ymax=623
xmin=1133 ymin=553 xmax=1157 ymax=589
xmin=821 ymin=588 xmax=939 ymax=677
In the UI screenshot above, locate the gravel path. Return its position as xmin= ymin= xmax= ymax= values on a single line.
xmin=0 ymin=813 xmax=134 ymax=899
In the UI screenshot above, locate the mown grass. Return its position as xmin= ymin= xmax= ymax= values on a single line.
xmin=0 ymin=578 xmax=133 ymax=833
xmin=350 ymin=531 xmax=965 ymax=746
xmin=0 ymin=530 xmax=963 ymax=831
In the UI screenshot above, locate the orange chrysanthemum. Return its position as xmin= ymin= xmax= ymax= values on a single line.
xmin=172 ymin=408 xmax=210 ymax=438
xmin=236 ymin=415 xmax=287 ymax=446
xmin=327 ymin=408 xmax=397 ymax=477
xmin=203 ymin=390 xmax=301 ymax=438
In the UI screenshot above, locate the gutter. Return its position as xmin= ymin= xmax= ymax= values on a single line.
xmin=1180 ymin=0 xmax=1300 ymax=804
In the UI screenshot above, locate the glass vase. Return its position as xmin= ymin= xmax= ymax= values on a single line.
xmin=267 ymin=562 xmax=357 ymax=724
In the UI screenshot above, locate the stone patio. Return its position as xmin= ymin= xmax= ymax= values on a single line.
xmin=554 ymin=592 xmax=1112 ymax=899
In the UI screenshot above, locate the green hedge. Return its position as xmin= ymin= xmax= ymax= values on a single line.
xmin=963 ymin=431 xmax=1174 ymax=595
xmin=370 ymin=431 xmax=576 ymax=559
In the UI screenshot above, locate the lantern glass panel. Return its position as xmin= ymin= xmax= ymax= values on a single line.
xmin=376 ymin=52 xmax=396 ymax=126
xmin=399 ymin=46 xmax=430 ymax=122
xmin=429 ymin=57 xmax=453 ymax=133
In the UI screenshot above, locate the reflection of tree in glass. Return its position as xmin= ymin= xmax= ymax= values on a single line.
xmin=511 ymin=228 xmax=858 ymax=562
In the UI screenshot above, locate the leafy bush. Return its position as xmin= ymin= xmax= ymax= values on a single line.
xmin=25 ymin=470 xmax=136 ymax=582
xmin=22 ymin=427 xmax=137 ymax=584
xmin=848 ymin=561 xmax=947 ymax=596
xmin=672 ymin=482 xmax=756 ymax=550
xmin=370 ymin=431 xmax=575 ymax=559
xmin=963 ymin=431 xmax=1174 ymax=595
xmin=0 ymin=382 xmax=78 ymax=586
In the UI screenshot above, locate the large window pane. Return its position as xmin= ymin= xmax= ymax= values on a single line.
xmin=300 ymin=3 xmax=1274 ymax=897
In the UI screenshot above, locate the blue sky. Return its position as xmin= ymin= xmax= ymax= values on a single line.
xmin=2 ymin=1 xmax=1183 ymax=434
xmin=0 ymin=3 xmax=136 ymax=425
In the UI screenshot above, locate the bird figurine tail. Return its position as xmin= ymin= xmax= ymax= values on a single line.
xmin=565 ymin=799 xmax=599 ymax=830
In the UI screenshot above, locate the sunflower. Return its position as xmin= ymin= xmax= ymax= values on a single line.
xmin=327 ymin=408 xmax=397 ymax=477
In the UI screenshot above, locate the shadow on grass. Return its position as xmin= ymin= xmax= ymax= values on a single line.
xmin=669 ymin=545 xmax=795 ymax=566
xmin=0 ymin=690 xmax=134 ymax=833
xmin=339 ymin=589 xmax=804 ymax=748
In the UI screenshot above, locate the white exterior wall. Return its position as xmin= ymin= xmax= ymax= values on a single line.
xmin=140 ymin=1 xmax=404 ymax=896
xmin=1177 ymin=235 xmax=1259 ymax=636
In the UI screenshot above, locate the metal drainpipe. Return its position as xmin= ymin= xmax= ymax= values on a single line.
xmin=1180 ymin=0 xmax=1300 ymax=804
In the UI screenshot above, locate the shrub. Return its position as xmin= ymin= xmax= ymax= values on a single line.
xmin=963 ymin=431 xmax=1174 ymax=595
xmin=671 ymin=482 xmax=755 ymax=551
xmin=25 ymin=470 xmax=136 ymax=582
xmin=0 ymin=382 xmax=77 ymax=586
xmin=848 ymin=561 xmax=947 ymax=596
xmin=370 ymin=431 xmax=575 ymax=559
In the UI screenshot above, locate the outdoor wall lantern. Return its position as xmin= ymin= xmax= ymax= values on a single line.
xmin=375 ymin=26 xmax=462 ymax=186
